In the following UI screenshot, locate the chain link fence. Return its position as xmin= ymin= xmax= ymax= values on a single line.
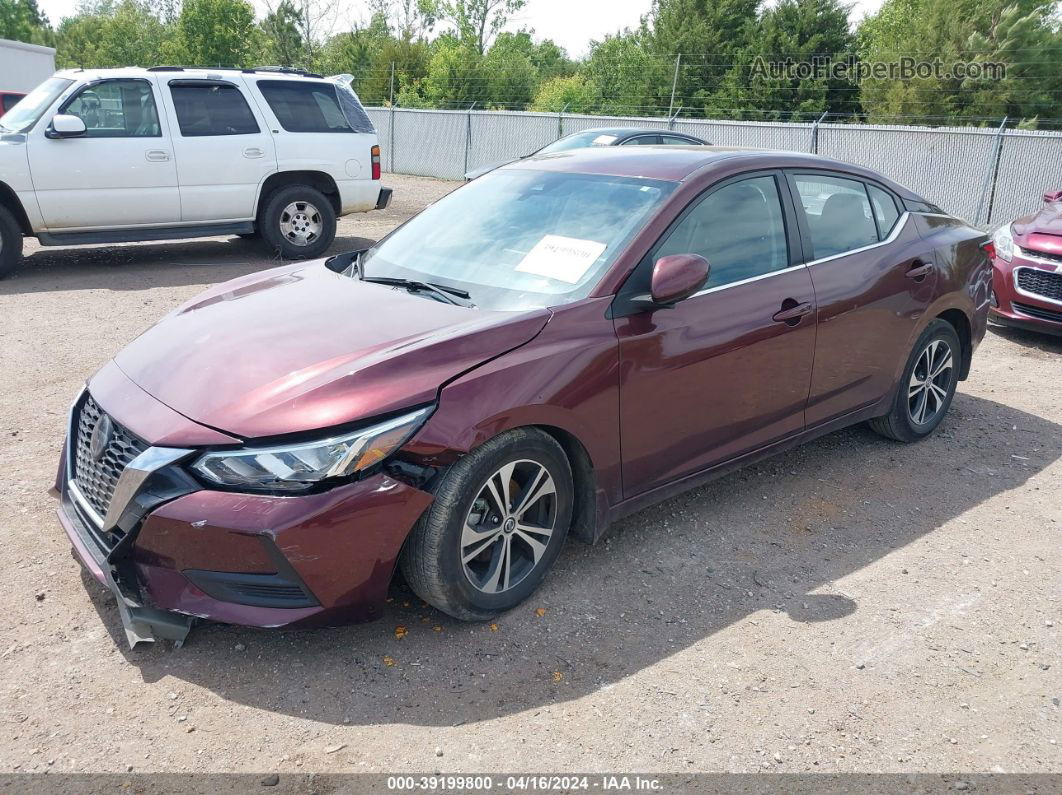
xmin=365 ymin=106 xmax=1062 ymax=228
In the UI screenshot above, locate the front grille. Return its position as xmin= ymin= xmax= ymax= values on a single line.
xmin=1013 ymin=301 xmax=1062 ymax=324
xmin=72 ymin=395 xmax=148 ymax=523
xmin=1021 ymin=246 xmax=1062 ymax=265
xmin=1015 ymin=267 xmax=1062 ymax=303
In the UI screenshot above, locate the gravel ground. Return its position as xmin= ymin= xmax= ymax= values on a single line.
xmin=0 ymin=173 xmax=1059 ymax=776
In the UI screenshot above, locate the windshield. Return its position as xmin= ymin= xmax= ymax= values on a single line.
xmin=538 ymin=131 xmax=621 ymax=154
xmin=359 ymin=169 xmax=675 ymax=311
xmin=0 ymin=78 xmax=73 ymax=133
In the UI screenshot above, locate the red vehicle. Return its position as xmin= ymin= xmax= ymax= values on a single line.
xmin=988 ymin=191 xmax=1062 ymax=335
xmin=53 ymin=147 xmax=991 ymax=646
xmin=0 ymin=91 xmax=24 ymax=117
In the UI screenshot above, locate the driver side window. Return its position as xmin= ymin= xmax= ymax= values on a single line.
xmin=61 ymin=80 xmax=161 ymax=138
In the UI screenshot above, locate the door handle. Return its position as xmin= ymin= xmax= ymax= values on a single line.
xmin=145 ymin=149 xmax=170 ymax=162
xmin=906 ymin=260 xmax=935 ymax=280
xmin=773 ymin=300 xmax=814 ymax=325
xmin=243 ymin=147 xmax=265 ymax=159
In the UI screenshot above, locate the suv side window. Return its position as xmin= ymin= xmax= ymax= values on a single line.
xmin=655 ymin=174 xmax=789 ymax=289
xmin=257 ymin=81 xmax=354 ymax=133
xmin=61 ymin=79 xmax=160 ymax=137
xmin=792 ymin=174 xmax=878 ymax=259
xmin=169 ymin=82 xmax=260 ymax=137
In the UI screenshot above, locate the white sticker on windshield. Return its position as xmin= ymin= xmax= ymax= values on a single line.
xmin=591 ymin=134 xmax=618 ymax=145
xmin=515 ymin=235 xmax=608 ymax=284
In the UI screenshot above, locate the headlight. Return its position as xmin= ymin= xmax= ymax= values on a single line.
xmin=991 ymin=224 xmax=1015 ymax=262
xmin=191 ymin=407 xmax=431 ymax=492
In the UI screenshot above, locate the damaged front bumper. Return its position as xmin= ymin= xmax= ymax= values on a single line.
xmin=54 ymin=387 xmax=434 ymax=649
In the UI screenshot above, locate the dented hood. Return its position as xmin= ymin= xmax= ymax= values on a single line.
xmin=113 ymin=262 xmax=549 ymax=438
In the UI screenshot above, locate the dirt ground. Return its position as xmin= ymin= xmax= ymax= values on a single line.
xmin=0 ymin=173 xmax=1059 ymax=776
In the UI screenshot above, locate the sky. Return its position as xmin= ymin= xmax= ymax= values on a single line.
xmin=35 ymin=0 xmax=887 ymax=59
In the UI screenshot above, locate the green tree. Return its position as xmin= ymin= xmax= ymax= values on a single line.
xmin=176 ymin=0 xmax=260 ymax=67
xmin=56 ymin=0 xmax=170 ymax=68
xmin=0 ymin=0 xmax=52 ymax=45
xmin=530 ymin=73 xmax=600 ymax=112
xmin=582 ymin=30 xmax=670 ymax=115
xmin=260 ymin=0 xmax=305 ymax=67
xmin=426 ymin=0 xmax=527 ymax=55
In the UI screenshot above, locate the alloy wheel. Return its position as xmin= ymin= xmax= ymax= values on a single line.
xmin=461 ymin=460 xmax=558 ymax=594
xmin=907 ymin=338 xmax=954 ymax=425
xmin=279 ymin=201 xmax=323 ymax=247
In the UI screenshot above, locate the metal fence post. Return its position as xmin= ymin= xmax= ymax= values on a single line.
xmin=558 ymin=102 xmax=569 ymax=139
xmin=809 ymin=111 xmax=828 ymax=154
xmin=388 ymin=104 xmax=396 ymax=173
xmin=668 ymin=106 xmax=683 ymax=131
xmin=464 ymin=102 xmax=476 ymax=178
xmin=975 ymin=117 xmax=1008 ymax=227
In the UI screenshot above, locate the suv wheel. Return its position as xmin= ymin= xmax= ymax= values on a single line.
xmin=869 ymin=319 xmax=961 ymax=442
xmin=0 ymin=204 xmax=23 ymax=279
xmin=400 ymin=428 xmax=574 ymax=621
xmin=260 ymin=184 xmax=336 ymax=260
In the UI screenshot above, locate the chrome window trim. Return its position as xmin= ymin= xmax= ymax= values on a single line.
xmin=1013 ymin=265 xmax=1062 ymax=307
xmin=687 ymin=211 xmax=912 ymax=300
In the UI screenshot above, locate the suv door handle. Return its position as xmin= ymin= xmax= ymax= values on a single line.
xmin=906 ymin=260 xmax=935 ymax=280
xmin=145 ymin=149 xmax=170 ymax=162
xmin=772 ymin=300 xmax=814 ymax=325
xmin=243 ymin=147 xmax=265 ymax=159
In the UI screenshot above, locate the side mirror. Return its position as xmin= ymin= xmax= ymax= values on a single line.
xmin=648 ymin=253 xmax=710 ymax=307
xmin=46 ymin=114 xmax=87 ymax=139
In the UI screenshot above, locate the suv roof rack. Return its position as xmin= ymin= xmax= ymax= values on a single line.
xmin=146 ymin=65 xmax=324 ymax=78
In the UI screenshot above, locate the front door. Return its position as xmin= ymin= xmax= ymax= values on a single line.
xmin=615 ymin=172 xmax=817 ymax=497
xmin=28 ymin=77 xmax=180 ymax=229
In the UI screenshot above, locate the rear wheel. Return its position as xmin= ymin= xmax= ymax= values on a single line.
xmin=869 ymin=319 xmax=960 ymax=442
xmin=0 ymin=204 xmax=23 ymax=279
xmin=400 ymin=428 xmax=573 ymax=621
xmin=259 ymin=184 xmax=336 ymax=260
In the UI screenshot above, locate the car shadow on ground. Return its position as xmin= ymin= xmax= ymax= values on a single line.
xmin=0 ymin=235 xmax=376 ymax=296
xmin=80 ymin=391 xmax=1060 ymax=727
xmin=988 ymin=321 xmax=1062 ymax=353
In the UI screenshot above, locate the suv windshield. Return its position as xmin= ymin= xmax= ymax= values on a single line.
xmin=359 ymin=169 xmax=675 ymax=311
xmin=0 ymin=77 xmax=74 ymax=133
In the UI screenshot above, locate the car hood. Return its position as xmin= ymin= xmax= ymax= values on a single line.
xmin=113 ymin=262 xmax=550 ymax=439
xmin=1012 ymin=196 xmax=1062 ymax=245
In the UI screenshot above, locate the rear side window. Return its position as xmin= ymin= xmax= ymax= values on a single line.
xmin=258 ymin=80 xmax=372 ymax=133
xmin=169 ymin=82 xmax=260 ymax=137
xmin=661 ymin=135 xmax=697 ymax=145
xmin=868 ymin=184 xmax=901 ymax=238
xmin=622 ymin=135 xmax=661 ymax=146
xmin=792 ymin=174 xmax=878 ymax=259
xmin=61 ymin=79 xmax=161 ymax=137
xmin=655 ymin=175 xmax=789 ymax=289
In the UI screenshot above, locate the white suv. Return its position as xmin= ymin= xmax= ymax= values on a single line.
xmin=0 ymin=66 xmax=389 ymax=276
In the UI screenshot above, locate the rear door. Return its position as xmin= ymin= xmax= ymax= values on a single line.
xmin=27 ymin=77 xmax=180 ymax=229
xmin=786 ymin=171 xmax=938 ymax=426
xmin=160 ymin=78 xmax=277 ymax=222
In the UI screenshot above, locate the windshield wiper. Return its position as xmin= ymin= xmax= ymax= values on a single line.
xmin=360 ymin=275 xmax=474 ymax=307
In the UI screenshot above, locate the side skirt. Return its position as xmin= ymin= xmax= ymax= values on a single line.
xmin=37 ymin=221 xmax=255 ymax=247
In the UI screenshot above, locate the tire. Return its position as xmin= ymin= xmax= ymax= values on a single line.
xmin=259 ymin=184 xmax=336 ymax=260
xmin=400 ymin=428 xmax=574 ymax=621
xmin=0 ymin=204 xmax=23 ymax=279
xmin=869 ymin=319 xmax=961 ymax=442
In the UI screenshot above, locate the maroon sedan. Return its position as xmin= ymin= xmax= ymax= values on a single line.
xmin=988 ymin=191 xmax=1062 ymax=335
xmin=54 ymin=147 xmax=991 ymax=646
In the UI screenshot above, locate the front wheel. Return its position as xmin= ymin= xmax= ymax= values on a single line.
xmin=259 ymin=184 xmax=336 ymax=260
xmin=400 ymin=428 xmax=574 ymax=621
xmin=869 ymin=319 xmax=961 ymax=442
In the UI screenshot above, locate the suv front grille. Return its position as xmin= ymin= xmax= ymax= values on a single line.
xmin=1015 ymin=267 xmax=1062 ymax=303
xmin=72 ymin=395 xmax=148 ymax=523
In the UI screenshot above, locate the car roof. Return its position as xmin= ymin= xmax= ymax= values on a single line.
xmin=567 ymin=126 xmax=701 ymax=139
xmin=506 ymin=145 xmax=922 ymax=199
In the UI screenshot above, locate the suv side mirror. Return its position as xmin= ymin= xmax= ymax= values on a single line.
xmin=46 ymin=114 xmax=87 ymax=139
xmin=648 ymin=253 xmax=710 ymax=307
